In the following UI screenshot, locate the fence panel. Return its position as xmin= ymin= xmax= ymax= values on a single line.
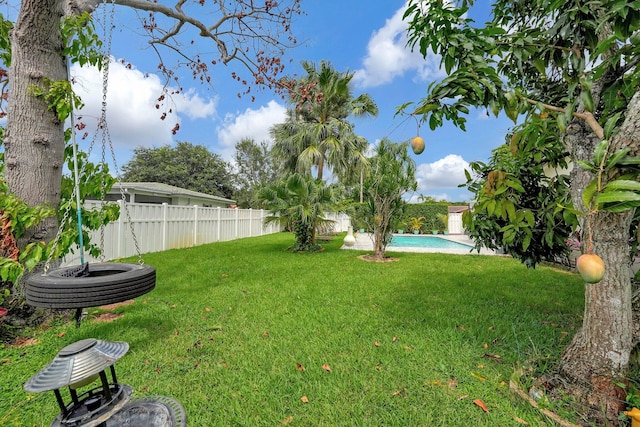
xmin=63 ymin=202 xmax=350 ymax=265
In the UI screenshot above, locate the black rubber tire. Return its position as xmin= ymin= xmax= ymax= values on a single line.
xmin=25 ymin=263 xmax=156 ymax=309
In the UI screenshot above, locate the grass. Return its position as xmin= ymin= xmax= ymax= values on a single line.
xmin=0 ymin=232 xmax=585 ymax=426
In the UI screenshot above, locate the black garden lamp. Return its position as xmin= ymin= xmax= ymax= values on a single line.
xmin=24 ymin=338 xmax=186 ymax=427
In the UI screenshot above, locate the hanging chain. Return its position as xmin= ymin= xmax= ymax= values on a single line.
xmin=48 ymin=0 xmax=145 ymax=269
xmin=99 ymin=0 xmax=144 ymax=265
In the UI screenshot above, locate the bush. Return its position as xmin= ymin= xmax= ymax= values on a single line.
xmin=398 ymin=203 xmax=450 ymax=232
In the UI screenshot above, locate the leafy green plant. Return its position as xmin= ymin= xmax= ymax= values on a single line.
xmin=437 ymin=213 xmax=448 ymax=231
xmin=361 ymin=139 xmax=417 ymax=259
xmin=462 ymin=128 xmax=576 ymax=268
xmin=578 ymin=137 xmax=640 ymax=214
xmin=258 ymin=173 xmax=339 ymax=252
xmin=407 ymin=216 xmax=426 ymax=233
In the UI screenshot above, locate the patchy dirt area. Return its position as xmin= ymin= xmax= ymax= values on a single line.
xmin=93 ymin=312 xmax=124 ymax=323
xmin=358 ymin=254 xmax=400 ymax=263
xmin=99 ymin=300 xmax=135 ymax=310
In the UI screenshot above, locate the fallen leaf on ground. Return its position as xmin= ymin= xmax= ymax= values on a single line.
xmin=514 ymin=416 xmax=530 ymax=425
xmin=374 ymin=341 xmax=381 ymax=347
xmin=392 ymin=336 xmax=399 ymax=342
xmin=403 ymin=345 xmax=413 ymax=351
xmin=57 ymin=332 xmax=66 ymax=337
xmin=300 ymin=396 xmax=309 ymax=403
xmin=483 ymin=342 xmax=489 ymax=349
xmin=295 ymin=363 xmax=306 ymax=372
xmin=483 ymin=353 xmax=502 ymax=363
xmin=205 ymin=307 xmax=211 ymax=312
xmin=459 ymin=394 xmax=469 ymax=400
xmin=322 ymin=364 xmax=332 ymax=372
xmin=281 ymin=416 xmax=294 ymax=425
xmin=392 ymin=388 xmax=405 ymax=396
xmin=473 ymin=399 xmax=489 ymax=412
xmin=448 ymin=378 xmax=458 ymax=389
xmin=194 ymin=360 xmax=199 ymax=368
xmin=456 ymin=324 xmax=466 ymax=331
xmin=471 ymin=372 xmax=486 ymax=381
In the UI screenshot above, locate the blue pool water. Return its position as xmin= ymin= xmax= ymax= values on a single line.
xmin=389 ymin=235 xmax=473 ymax=250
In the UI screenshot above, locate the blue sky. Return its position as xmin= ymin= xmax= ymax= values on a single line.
xmin=7 ymin=1 xmax=515 ymax=202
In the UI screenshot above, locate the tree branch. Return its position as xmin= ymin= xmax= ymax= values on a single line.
xmin=522 ymin=96 xmax=604 ymax=139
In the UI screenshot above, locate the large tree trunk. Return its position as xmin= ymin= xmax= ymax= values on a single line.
xmin=556 ymin=92 xmax=640 ymax=422
xmin=4 ymin=0 xmax=67 ymax=247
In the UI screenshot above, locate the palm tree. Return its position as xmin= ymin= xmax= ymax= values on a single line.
xmin=271 ymin=60 xmax=378 ymax=182
xmin=257 ymin=173 xmax=338 ymax=252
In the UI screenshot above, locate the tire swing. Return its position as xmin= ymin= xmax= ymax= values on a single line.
xmin=24 ymin=3 xmax=155 ymax=323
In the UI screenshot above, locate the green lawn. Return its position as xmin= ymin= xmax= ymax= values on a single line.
xmin=0 ymin=232 xmax=585 ymax=426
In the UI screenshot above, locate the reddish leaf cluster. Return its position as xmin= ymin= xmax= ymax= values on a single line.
xmin=0 ymin=212 xmax=19 ymax=261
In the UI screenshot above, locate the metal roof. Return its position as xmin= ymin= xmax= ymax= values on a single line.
xmin=110 ymin=182 xmax=235 ymax=204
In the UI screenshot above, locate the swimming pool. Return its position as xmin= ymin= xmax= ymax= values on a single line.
xmin=389 ymin=235 xmax=473 ymax=250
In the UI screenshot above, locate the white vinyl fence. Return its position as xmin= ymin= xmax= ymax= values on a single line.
xmin=64 ymin=201 xmax=351 ymax=264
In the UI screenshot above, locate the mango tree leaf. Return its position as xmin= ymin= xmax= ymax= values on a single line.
xmin=602 ymin=201 xmax=640 ymax=213
xmin=603 ymin=179 xmax=640 ymax=192
xmin=603 ymin=112 xmax=622 ymax=139
xmin=617 ymin=156 xmax=640 ymax=165
xmin=414 ymin=103 xmax=439 ymax=115
xmin=606 ymin=148 xmax=631 ymax=169
xmin=577 ymin=160 xmax=597 ymax=173
xmin=580 ymin=90 xmax=594 ymax=112
xmin=523 ymin=210 xmax=534 ymax=227
xmin=582 ymin=179 xmax=598 ymax=209
xmin=556 ymin=113 xmax=568 ymax=132
xmin=505 ymin=179 xmax=525 ymax=192
xmin=595 ymin=190 xmax=640 ymax=204
xmin=593 ymin=140 xmax=609 ymax=166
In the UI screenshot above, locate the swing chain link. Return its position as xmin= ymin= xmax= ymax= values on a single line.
xmin=100 ymin=0 xmax=145 ymax=265
xmin=47 ymin=0 xmax=145 ymax=271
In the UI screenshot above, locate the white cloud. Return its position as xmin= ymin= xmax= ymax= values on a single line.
xmin=71 ymin=59 xmax=217 ymax=149
xmin=216 ymin=100 xmax=287 ymax=160
xmin=353 ymin=3 xmax=444 ymax=88
xmin=416 ymin=154 xmax=470 ymax=191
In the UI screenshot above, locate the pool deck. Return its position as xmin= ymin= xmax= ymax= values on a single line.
xmin=342 ymin=232 xmax=497 ymax=255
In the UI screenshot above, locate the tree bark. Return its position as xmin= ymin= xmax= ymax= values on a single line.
xmin=557 ymin=93 xmax=640 ymax=422
xmin=5 ymin=0 xmax=68 ymax=246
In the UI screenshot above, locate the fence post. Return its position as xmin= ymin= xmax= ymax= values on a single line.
xmin=260 ymin=209 xmax=264 ymax=236
xmin=235 ymin=208 xmax=239 ymax=238
xmin=162 ymin=203 xmax=168 ymax=251
xmin=216 ymin=207 xmax=221 ymax=242
xmin=193 ymin=205 xmax=198 ymax=246
xmin=118 ymin=199 xmax=125 ymax=259
xmin=248 ymin=208 xmax=252 ymax=237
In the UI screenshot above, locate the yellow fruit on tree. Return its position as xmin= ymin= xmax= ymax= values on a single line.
xmin=411 ymin=136 xmax=425 ymax=154
xmin=576 ymin=253 xmax=605 ymax=283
